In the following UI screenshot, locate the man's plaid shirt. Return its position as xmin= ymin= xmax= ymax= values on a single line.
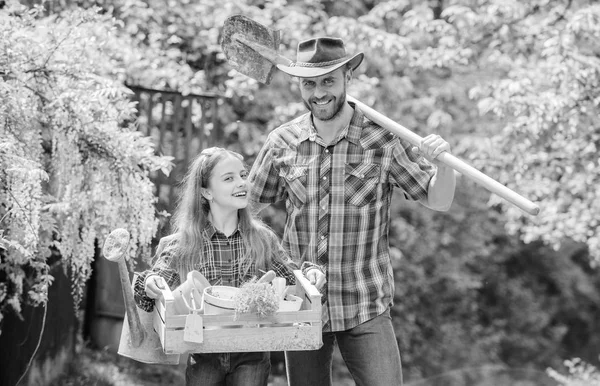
xmin=133 ymin=224 xmax=298 ymax=312
xmin=249 ymin=103 xmax=435 ymax=332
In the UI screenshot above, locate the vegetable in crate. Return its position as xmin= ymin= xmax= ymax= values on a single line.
xmin=233 ymin=280 xmax=279 ymax=318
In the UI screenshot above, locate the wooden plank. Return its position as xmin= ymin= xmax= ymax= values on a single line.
xmin=156 ymin=282 xmax=175 ymax=321
xmin=211 ymin=98 xmax=220 ymax=143
xmin=184 ymin=98 xmax=193 ymax=167
xmin=125 ymin=83 xmax=220 ymax=99
xmin=152 ymin=307 xmax=167 ymax=348
xmin=146 ymin=91 xmax=154 ymax=137
xmin=162 ymin=323 xmax=322 ymax=353
xmin=163 ymin=309 xmax=321 ymax=329
xmin=171 ymin=94 xmax=182 ymax=159
xmin=158 ymin=94 xmax=168 ymax=157
xmin=169 ymin=94 xmax=182 ymax=205
xmin=293 ymin=270 xmax=322 ymax=300
xmin=197 ymin=97 xmax=207 ymax=149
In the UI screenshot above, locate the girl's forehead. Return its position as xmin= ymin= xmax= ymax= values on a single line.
xmin=218 ymin=152 xmax=243 ymax=163
xmin=212 ymin=154 xmax=245 ymax=170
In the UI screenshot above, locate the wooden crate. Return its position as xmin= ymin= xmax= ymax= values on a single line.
xmin=152 ymin=270 xmax=323 ymax=354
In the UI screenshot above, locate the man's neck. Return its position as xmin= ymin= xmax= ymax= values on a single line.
xmin=313 ymin=102 xmax=354 ymax=145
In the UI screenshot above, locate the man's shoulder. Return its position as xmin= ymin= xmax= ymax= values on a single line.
xmin=268 ymin=113 xmax=310 ymax=141
xmin=355 ymin=116 xmax=402 ymax=149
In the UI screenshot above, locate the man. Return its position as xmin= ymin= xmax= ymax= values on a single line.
xmin=248 ymin=37 xmax=456 ymax=386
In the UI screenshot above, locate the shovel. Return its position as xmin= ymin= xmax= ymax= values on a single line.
xmin=221 ymin=15 xmax=540 ymax=216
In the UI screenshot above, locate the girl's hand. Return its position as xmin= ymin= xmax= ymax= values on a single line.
xmin=305 ymin=268 xmax=326 ymax=290
xmin=144 ymin=274 xmax=166 ymax=299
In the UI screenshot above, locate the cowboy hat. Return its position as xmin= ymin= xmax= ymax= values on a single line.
xmin=277 ymin=37 xmax=364 ymax=78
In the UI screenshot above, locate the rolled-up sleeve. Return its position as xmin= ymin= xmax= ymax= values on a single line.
xmin=389 ymin=137 xmax=435 ymax=201
xmin=133 ymin=240 xmax=182 ymax=312
xmin=249 ymin=137 xmax=287 ymax=205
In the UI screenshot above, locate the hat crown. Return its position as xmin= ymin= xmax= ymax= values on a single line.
xmin=296 ymin=37 xmax=349 ymax=66
xmin=277 ymin=36 xmax=363 ymax=78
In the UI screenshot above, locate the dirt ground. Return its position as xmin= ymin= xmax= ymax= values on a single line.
xmin=50 ymin=346 xmax=280 ymax=386
xmin=50 ymin=345 xmax=354 ymax=386
xmin=48 ymin=344 xmax=558 ymax=386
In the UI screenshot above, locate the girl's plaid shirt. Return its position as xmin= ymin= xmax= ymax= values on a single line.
xmin=133 ymin=224 xmax=299 ymax=312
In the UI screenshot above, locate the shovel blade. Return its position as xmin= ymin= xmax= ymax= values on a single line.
xmin=222 ymin=15 xmax=281 ymax=84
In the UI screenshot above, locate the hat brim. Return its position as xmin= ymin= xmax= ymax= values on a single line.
xmin=277 ymin=53 xmax=364 ymax=78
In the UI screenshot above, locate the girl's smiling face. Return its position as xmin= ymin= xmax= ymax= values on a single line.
xmin=203 ymin=154 xmax=249 ymax=211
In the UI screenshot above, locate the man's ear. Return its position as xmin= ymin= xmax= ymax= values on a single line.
xmin=346 ymin=69 xmax=353 ymax=83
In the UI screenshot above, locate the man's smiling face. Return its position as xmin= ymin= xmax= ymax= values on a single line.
xmin=299 ymin=67 xmax=348 ymax=121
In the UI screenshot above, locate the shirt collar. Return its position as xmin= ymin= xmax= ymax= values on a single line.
xmin=300 ymin=101 xmax=364 ymax=146
xmin=345 ymin=101 xmax=364 ymax=146
xmin=297 ymin=114 xmax=312 ymax=143
xmin=204 ymin=221 xmax=241 ymax=238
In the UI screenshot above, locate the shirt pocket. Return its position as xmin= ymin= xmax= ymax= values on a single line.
xmin=279 ymin=164 xmax=308 ymax=208
xmin=344 ymin=162 xmax=381 ymax=207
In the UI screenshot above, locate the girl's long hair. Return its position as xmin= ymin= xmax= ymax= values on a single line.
xmin=167 ymin=147 xmax=279 ymax=280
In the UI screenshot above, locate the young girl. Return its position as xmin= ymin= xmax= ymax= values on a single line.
xmin=133 ymin=147 xmax=324 ymax=386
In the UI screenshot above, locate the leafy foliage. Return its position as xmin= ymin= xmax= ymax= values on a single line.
xmin=388 ymin=181 xmax=600 ymax=379
xmin=450 ymin=2 xmax=600 ymax=262
xmin=312 ymin=0 xmax=600 ymax=263
xmin=548 ymin=358 xmax=600 ymax=386
xmin=56 ymin=0 xmax=600 ymax=267
xmin=0 ymin=2 xmax=173 ymax=333
xmin=2 ymin=0 xmax=600 ymax=382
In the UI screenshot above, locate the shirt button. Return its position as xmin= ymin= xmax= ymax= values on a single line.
xmin=325 ymin=149 xmax=329 ymax=153
xmin=322 ymin=176 xmax=327 ymax=180
xmin=320 ymin=235 xmax=325 ymax=240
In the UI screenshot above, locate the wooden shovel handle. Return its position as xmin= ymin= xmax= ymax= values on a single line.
xmin=347 ymin=95 xmax=540 ymax=216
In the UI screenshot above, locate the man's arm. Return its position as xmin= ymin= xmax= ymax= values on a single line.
xmin=416 ymin=134 xmax=456 ymax=211
xmin=423 ymin=163 xmax=455 ymax=211
xmin=248 ymin=136 xmax=283 ymax=214
xmin=249 ymin=199 xmax=271 ymax=215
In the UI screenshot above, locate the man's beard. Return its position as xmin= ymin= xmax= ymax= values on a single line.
xmin=304 ymin=91 xmax=347 ymax=121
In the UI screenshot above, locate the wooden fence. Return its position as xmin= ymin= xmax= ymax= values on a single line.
xmin=127 ymin=84 xmax=223 ymax=214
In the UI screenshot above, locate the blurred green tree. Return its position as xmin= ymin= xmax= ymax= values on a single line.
xmin=0 ymin=3 xmax=173 ymax=332
xmin=3 ymin=0 xmax=599 ymax=382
